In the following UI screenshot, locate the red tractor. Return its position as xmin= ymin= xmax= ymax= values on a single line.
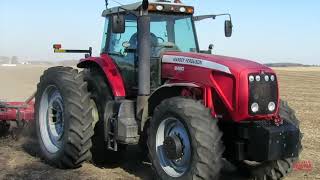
xmin=25 ymin=0 xmax=302 ymax=179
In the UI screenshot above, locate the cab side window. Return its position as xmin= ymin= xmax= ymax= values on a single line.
xmin=109 ymin=15 xmax=137 ymax=55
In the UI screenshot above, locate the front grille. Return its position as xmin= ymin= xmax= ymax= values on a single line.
xmin=248 ymin=73 xmax=278 ymax=115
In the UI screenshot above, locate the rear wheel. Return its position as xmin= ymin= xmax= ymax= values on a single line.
xmin=148 ymin=97 xmax=224 ymax=180
xmin=35 ymin=67 xmax=94 ymax=168
xmin=84 ymin=67 xmax=126 ymax=165
xmin=233 ymin=99 xmax=302 ymax=180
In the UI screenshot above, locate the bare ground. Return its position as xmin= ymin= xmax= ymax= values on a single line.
xmin=0 ymin=65 xmax=319 ymax=180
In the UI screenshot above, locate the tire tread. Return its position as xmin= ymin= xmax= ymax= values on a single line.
xmin=148 ymin=97 xmax=224 ymax=180
xmin=35 ymin=66 xmax=94 ymax=168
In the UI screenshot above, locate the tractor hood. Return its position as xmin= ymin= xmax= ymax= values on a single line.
xmin=161 ymin=52 xmax=278 ymax=122
xmin=162 ymin=52 xmax=272 ymax=75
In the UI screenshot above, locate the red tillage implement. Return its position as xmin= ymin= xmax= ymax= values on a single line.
xmin=0 ymin=93 xmax=35 ymax=125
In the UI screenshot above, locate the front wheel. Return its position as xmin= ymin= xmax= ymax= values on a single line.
xmin=148 ymin=97 xmax=224 ymax=180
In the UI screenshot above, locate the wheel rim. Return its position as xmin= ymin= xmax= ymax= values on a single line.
xmin=156 ymin=117 xmax=191 ymax=177
xmin=39 ymin=85 xmax=64 ymax=153
xmin=90 ymin=99 xmax=99 ymax=128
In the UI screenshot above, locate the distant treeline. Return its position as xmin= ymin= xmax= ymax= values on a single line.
xmin=0 ymin=56 xmax=78 ymax=66
xmin=265 ymin=63 xmax=320 ymax=67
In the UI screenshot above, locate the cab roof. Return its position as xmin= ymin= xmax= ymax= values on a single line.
xmin=102 ymin=1 xmax=193 ymax=16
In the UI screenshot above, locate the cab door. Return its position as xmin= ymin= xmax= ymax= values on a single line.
xmin=106 ymin=14 xmax=138 ymax=96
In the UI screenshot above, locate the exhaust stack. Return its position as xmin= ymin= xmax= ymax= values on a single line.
xmin=137 ymin=16 xmax=151 ymax=96
xmin=136 ymin=0 xmax=151 ymax=117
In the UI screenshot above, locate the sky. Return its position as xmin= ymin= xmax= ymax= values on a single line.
xmin=0 ymin=0 xmax=319 ymax=64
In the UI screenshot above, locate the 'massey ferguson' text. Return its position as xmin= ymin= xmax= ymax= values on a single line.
xmin=173 ymin=57 xmax=202 ymax=65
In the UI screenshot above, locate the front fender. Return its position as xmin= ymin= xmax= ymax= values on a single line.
xmin=141 ymin=83 xmax=200 ymax=130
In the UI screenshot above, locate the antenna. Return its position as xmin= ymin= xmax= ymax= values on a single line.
xmin=105 ymin=0 xmax=108 ymax=8
xmin=109 ymin=0 xmax=124 ymax=6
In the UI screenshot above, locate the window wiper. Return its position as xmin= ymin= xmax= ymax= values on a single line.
xmin=108 ymin=52 xmax=123 ymax=56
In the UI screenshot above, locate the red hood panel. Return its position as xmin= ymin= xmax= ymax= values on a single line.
xmin=163 ymin=52 xmax=271 ymax=74
xmin=161 ymin=52 xmax=277 ymax=122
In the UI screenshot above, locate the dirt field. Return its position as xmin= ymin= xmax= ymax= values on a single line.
xmin=0 ymin=65 xmax=319 ymax=180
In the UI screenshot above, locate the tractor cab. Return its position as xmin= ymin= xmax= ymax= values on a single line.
xmin=102 ymin=1 xmax=199 ymax=55
xmin=101 ymin=1 xmax=232 ymax=95
xmin=101 ymin=1 xmax=198 ymax=95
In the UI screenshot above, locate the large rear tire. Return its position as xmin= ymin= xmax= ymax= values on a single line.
xmin=233 ymin=99 xmax=302 ymax=180
xmin=84 ymin=67 xmax=126 ymax=165
xmin=35 ymin=67 xmax=94 ymax=168
xmin=148 ymin=97 xmax=224 ymax=180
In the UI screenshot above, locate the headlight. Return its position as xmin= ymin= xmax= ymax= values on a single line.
xmin=251 ymin=103 xmax=259 ymax=113
xmin=179 ymin=7 xmax=186 ymax=12
xmin=255 ymin=75 xmax=261 ymax=82
xmin=249 ymin=75 xmax=255 ymax=82
xmin=156 ymin=5 xmax=164 ymax=11
xmin=268 ymin=102 xmax=276 ymax=112
xmin=264 ymin=75 xmax=269 ymax=82
xmin=270 ymin=75 xmax=275 ymax=81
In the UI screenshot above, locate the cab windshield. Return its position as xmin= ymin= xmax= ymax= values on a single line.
xmin=107 ymin=14 xmax=199 ymax=56
xmin=149 ymin=14 xmax=198 ymax=53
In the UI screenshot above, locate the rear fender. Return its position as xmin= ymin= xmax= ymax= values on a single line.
xmin=77 ymin=54 xmax=126 ymax=97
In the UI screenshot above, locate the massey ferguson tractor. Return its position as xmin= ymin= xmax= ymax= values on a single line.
xmin=0 ymin=0 xmax=302 ymax=179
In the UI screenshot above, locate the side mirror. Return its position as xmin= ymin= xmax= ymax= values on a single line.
xmin=208 ymin=44 xmax=214 ymax=50
xmin=225 ymin=20 xmax=233 ymax=37
xmin=112 ymin=14 xmax=125 ymax=33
